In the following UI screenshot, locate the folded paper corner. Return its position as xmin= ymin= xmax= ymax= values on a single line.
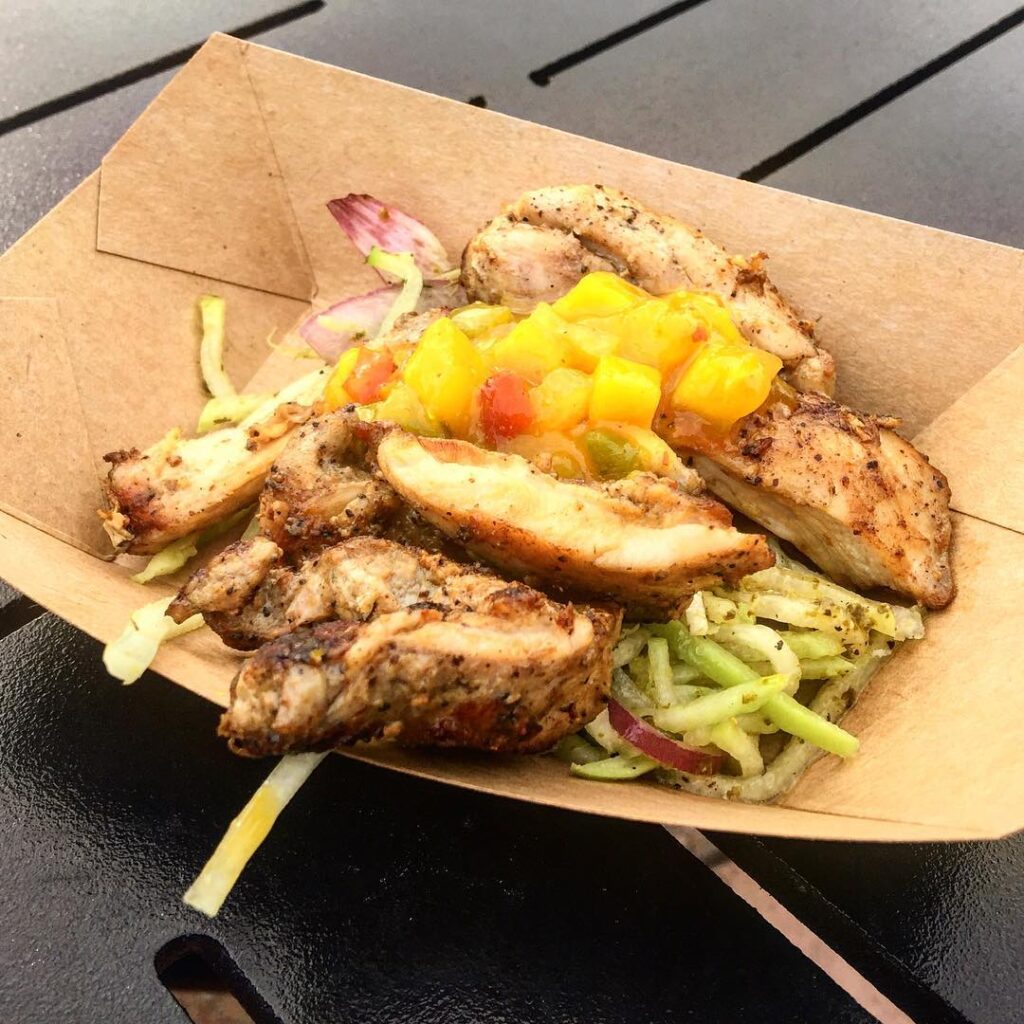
xmin=914 ymin=345 xmax=1024 ymax=536
xmin=96 ymin=31 xmax=315 ymax=301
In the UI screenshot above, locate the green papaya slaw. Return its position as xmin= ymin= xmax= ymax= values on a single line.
xmin=557 ymin=550 xmax=924 ymax=802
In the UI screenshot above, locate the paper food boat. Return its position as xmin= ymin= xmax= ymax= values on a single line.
xmin=2 ymin=34 xmax=1021 ymax=841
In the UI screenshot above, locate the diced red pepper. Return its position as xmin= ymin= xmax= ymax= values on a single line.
xmin=478 ymin=372 xmax=534 ymax=443
xmin=345 ymin=348 xmax=396 ymax=404
xmin=693 ymin=323 xmax=709 ymax=343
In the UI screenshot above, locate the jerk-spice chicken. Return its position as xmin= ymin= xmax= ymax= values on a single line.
xmin=90 ymin=184 xmax=963 ymax=921
xmin=101 ymin=311 xmax=446 ymax=556
xmin=221 ymin=598 xmax=621 ymax=757
xmin=170 ymin=535 xmax=529 ymax=650
xmin=375 ymin=431 xmax=772 ymax=616
xmin=662 ymin=389 xmax=954 ymax=609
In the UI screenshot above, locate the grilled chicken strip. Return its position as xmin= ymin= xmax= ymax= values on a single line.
xmin=257 ymin=406 xmax=450 ymax=560
xmin=169 ymin=535 xmax=520 ymax=650
xmin=101 ymin=396 xmax=316 ymax=556
xmin=660 ymin=390 xmax=954 ymax=608
xmin=376 ymin=433 xmax=773 ymax=617
xmin=220 ymin=598 xmax=622 ymax=756
xmin=258 ymin=409 xmax=399 ymax=558
xmin=462 ymin=184 xmax=834 ymax=394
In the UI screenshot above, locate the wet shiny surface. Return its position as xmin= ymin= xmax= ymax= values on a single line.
xmin=714 ymin=832 xmax=1024 ymax=1024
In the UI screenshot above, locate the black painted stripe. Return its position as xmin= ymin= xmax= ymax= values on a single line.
xmin=0 ymin=0 xmax=325 ymax=139
xmin=529 ymin=0 xmax=713 ymax=86
xmin=740 ymin=6 xmax=1024 ymax=181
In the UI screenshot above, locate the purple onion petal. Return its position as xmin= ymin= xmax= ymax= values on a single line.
xmin=298 ymin=286 xmax=398 ymax=361
xmin=298 ymin=281 xmax=469 ymax=363
xmin=327 ymin=194 xmax=452 ymax=283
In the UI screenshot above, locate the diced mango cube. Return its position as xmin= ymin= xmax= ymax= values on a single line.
xmin=667 ymin=291 xmax=746 ymax=346
xmin=450 ymin=302 xmax=515 ymax=338
xmin=589 ymin=355 xmax=663 ymax=429
xmin=529 ymin=368 xmax=593 ymax=433
xmin=614 ymin=298 xmax=704 ymax=373
xmin=487 ymin=304 xmax=573 ymax=382
xmin=671 ymin=342 xmax=782 ymax=429
xmin=403 ymin=318 xmax=485 ymax=435
xmin=372 ymin=381 xmax=444 ymax=436
xmin=323 ymin=346 xmax=362 ymax=410
xmin=563 ymin=319 xmax=620 ymax=372
xmin=552 ymin=272 xmax=648 ymax=321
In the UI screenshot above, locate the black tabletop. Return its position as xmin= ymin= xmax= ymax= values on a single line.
xmin=2 ymin=4 xmax=1022 ymax=1023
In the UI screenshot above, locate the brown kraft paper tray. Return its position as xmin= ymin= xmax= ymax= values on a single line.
xmin=1 ymin=34 xmax=1022 ymax=842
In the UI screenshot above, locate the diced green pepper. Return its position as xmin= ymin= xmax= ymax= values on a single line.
xmin=583 ymin=428 xmax=640 ymax=479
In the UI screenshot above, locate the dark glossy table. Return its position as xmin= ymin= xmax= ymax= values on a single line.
xmin=2 ymin=4 xmax=1021 ymax=1022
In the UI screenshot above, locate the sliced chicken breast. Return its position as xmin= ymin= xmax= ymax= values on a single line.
xmin=375 ymin=433 xmax=773 ymax=617
xmin=257 ymin=407 xmax=452 ymax=560
xmin=660 ymin=390 xmax=954 ymax=608
xmin=101 ymin=399 xmax=315 ymax=556
xmin=462 ymin=184 xmax=834 ymax=394
xmin=258 ymin=410 xmax=400 ymax=558
xmin=220 ymin=599 xmax=622 ymax=756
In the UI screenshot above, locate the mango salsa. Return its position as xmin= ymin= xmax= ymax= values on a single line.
xmin=403 ymin=318 xmax=485 ymax=435
xmin=584 ymin=427 xmax=641 ymax=479
xmin=607 ymin=423 xmax=681 ymax=476
xmin=611 ymin=298 xmax=704 ymax=373
xmin=671 ymin=342 xmax=782 ymax=429
xmin=529 ymin=368 xmax=593 ymax=433
xmin=450 ymin=302 xmax=514 ymax=338
xmin=667 ymin=291 xmax=746 ymax=347
xmin=589 ymin=354 xmax=662 ymax=429
xmin=330 ymin=270 xmax=782 ymax=482
xmin=561 ymin=319 xmax=619 ymax=372
xmin=504 ymin=432 xmax=588 ymax=480
xmin=373 ymin=381 xmax=443 ymax=436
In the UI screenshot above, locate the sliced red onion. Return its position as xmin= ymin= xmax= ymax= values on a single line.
xmin=327 ymin=194 xmax=453 ymax=283
xmin=299 ymin=281 xmax=469 ymax=362
xmin=608 ymin=699 xmax=724 ymax=776
xmin=298 ymin=286 xmax=398 ymax=361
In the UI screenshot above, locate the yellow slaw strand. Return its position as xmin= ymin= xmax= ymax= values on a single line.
xmin=198 ymin=295 xmax=235 ymax=398
xmin=102 ymin=596 xmax=203 ymax=684
xmin=183 ymin=752 xmax=327 ymax=917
